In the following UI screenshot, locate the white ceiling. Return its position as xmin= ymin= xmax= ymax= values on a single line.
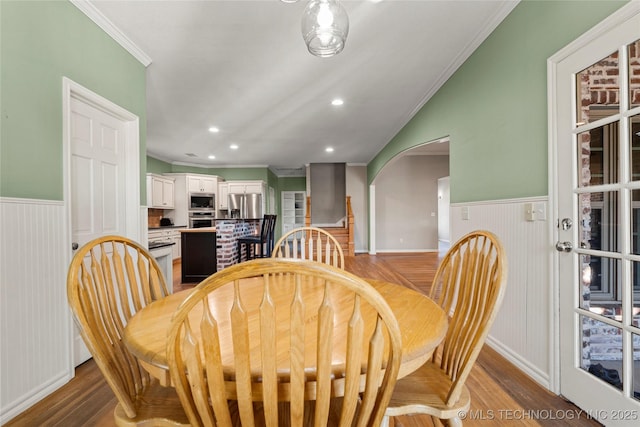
xmin=85 ymin=0 xmax=517 ymax=176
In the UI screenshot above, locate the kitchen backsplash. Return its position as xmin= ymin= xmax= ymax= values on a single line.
xmin=148 ymin=208 xmax=164 ymax=227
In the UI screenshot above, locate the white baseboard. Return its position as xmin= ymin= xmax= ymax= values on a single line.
xmin=0 ymin=371 xmax=71 ymax=424
xmin=487 ymin=335 xmax=551 ymax=391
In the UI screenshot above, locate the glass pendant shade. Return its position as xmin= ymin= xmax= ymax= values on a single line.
xmin=301 ymin=0 xmax=349 ymax=58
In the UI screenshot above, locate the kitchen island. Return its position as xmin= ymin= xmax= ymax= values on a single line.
xmin=178 ymin=220 xmax=263 ymax=283
xmin=214 ymin=219 xmax=261 ymax=270
xmin=180 ymin=227 xmax=217 ymax=283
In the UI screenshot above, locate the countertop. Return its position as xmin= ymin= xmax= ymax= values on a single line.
xmin=148 ymin=225 xmax=187 ymax=230
xmin=179 ymin=227 xmax=217 ymax=233
xmin=148 ymin=241 xmax=176 ymax=250
xmin=214 ymin=218 xmax=261 ymax=221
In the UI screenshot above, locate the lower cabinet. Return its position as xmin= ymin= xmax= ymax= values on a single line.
xmin=148 ymin=228 xmax=181 ymax=259
xmin=181 ymin=230 xmax=217 ymax=283
xmin=171 ymin=231 xmax=181 ymax=259
xmin=148 ymin=245 xmax=173 ymax=293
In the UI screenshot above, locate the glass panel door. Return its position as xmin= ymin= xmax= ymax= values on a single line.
xmin=555 ymin=9 xmax=640 ymax=422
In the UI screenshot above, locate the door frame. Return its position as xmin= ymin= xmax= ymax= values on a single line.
xmin=62 ymin=77 xmax=141 ymax=371
xmin=548 ymin=0 xmax=640 ymax=397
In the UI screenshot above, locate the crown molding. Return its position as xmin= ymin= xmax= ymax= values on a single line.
xmin=385 ymin=0 xmax=520 ymax=147
xmin=70 ymin=0 xmax=152 ymax=67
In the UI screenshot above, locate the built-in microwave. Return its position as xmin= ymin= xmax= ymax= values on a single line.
xmin=189 ymin=192 xmax=215 ymax=210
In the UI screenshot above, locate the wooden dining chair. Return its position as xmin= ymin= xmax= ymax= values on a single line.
xmin=272 ymin=226 xmax=345 ymax=269
xmin=381 ymin=230 xmax=507 ymax=427
xmin=66 ymin=235 xmax=189 ymax=427
xmin=166 ymin=258 xmax=403 ymax=427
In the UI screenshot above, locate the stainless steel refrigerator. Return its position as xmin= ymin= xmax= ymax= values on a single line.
xmin=228 ymin=193 xmax=263 ymax=219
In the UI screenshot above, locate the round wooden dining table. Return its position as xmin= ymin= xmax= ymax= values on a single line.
xmin=124 ymin=277 xmax=448 ymax=388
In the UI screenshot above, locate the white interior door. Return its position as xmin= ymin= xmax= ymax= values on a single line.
xmin=554 ymin=5 xmax=640 ymax=423
xmin=65 ymin=79 xmax=140 ymax=367
xmin=71 ymin=97 xmax=126 ymax=249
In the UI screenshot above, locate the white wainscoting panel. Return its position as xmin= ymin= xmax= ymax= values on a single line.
xmin=0 ymin=198 xmax=71 ymax=423
xmin=451 ymin=197 xmax=552 ymax=389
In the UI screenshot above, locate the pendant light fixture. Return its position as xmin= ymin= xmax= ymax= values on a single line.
xmin=282 ymin=0 xmax=349 ymax=58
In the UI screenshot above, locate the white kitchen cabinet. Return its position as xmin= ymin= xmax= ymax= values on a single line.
xmin=218 ymin=182 xmax=229 ymax=210
xmin=148 ymin=228 xmax=181 ymax=260
xmin=281 ymin=191 xmax=306 ymax=234
xmin=163 ymin=173 xmax=220 ymax=227
xmin=188 ymin=176 xmax=217 ymax=193
xmin=147 ymin=229 xmax=163 ymax=242
xmin=171 ymin=230 xmax=181 ymax=259
xmin=228 ymin=180 xmax=265 ymax=195
xmin=146 ymin=174 xmax=174 ymax=209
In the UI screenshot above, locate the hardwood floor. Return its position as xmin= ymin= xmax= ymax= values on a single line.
xmin=6 ymin=253 xmax=600 ymax=426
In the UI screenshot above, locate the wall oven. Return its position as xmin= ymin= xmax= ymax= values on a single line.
xmin=189 ymin=211 xmax=215 ymax=228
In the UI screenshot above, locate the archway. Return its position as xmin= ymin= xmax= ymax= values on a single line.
xmin=369 ymin=137 xmax=449 ymax=254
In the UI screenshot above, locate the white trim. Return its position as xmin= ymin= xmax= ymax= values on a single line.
xmin=0 ymin=372 xmax=70 ymax=424
xmin=547 ymin=0 xmax=640 ymax=64
xmin=0 ymin=197 xmax=64 ymax=206
xmin=451 ymin=195 xmax=548 ymax=207
xmin=547 ymin=50 xmax=562 ymax=395
xmin=170 ymin=160 xmax=271 ymax=169
xmin=547 ymin=0 xmax=640 ymax=405
xmin=62 ymin=77 xmax=141 ymax=371
xmin=369 ymin=184 xmax=376 ymax=255
xmin=70 ymin=0 xmax=152 ymax=67
xmin=486 ymin=337 xmax=551 ymax=390
xmin=390 ymin=1 xmax=520 ymax=150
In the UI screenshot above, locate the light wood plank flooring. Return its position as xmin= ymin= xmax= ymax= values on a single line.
xmin=5 ymin=253 xmax=601 ymax=426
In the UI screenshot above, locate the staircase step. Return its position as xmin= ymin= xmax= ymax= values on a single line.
xmin=316 ymin=226 xmax=351 ymax=256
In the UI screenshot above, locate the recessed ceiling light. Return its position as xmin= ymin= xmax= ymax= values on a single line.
xmin=208 ymin=155 xmax=216 ymax=160
xmin=208 ymin=126 xmax=219 ymax=133
xmin=331 ymin=99 xmax=344 ymax=106
xmin=326 ymin=147 xmax=334 ymax=153
xmin=230 ymin=144 xmax=239 ymax=150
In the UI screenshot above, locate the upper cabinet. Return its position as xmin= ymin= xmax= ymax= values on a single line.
xmin=147 ymin=174 xmax=175 ymax=209
xmin=218 ymin=182 xmax=229 ymax=210
xmin=228 ymin=180 xmax=265 ymax=195
xmin=163 ymin=173 xmax=220 ymax=227
xmin=188 ymin=176 xmax=217 ymax=193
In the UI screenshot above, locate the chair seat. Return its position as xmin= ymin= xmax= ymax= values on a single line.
xmin=385 ymin=362 xmax=471 ymax=419
xmin=238 ymin=236 xmax=261 ymax=243
xmin=114 ymin=379 xmax=190 ymax=427
xmin=238 ymin=236 xmax=268 ymax=260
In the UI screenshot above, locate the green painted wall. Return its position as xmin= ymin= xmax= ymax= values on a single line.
xmin=278 ymin=177 xmax=306 ymax=191
xmin=0 ymin=1 xmax=147 ymax=201
xmin=146 ymin=156 xmax=173 ymax=174
xmin=368 ymin=0 xmax=626 ymax=203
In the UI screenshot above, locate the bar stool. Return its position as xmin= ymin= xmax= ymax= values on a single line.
xmin=237 ymin=215 xmax=276 ymax=261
